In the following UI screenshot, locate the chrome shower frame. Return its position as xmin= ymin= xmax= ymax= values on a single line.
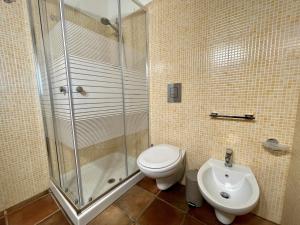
xmin=58 ymin=0 xmax=84 ymax=206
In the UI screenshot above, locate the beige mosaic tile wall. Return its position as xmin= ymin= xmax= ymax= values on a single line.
xmin=0 ymin=0 xmax=49 ymax=211
xmin=148 ymin=0 xmax=300 ymax=223
xmin=282 ymin=94 xmax=300 ymax=225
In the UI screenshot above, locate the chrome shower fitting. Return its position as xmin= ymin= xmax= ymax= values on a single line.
xmin=100 ymin=17 xmax=119 ymax=34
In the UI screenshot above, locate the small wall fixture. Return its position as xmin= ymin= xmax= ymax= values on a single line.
xmin=262 ymin=138 xmax=289 ymax=152
xmin=168 ymin=83 xmax=181 ymax=103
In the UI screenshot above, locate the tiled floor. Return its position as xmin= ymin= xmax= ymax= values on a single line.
xmin=0 ymin=177 xmax=277 ymax=225
xmin=0 ymin=217 xmax=6 ymax=225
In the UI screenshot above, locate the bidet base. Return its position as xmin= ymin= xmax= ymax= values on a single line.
xmin=215 ymin=209 xmax=235 ymax=224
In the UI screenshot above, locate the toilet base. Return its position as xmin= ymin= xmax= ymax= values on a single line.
xmin=156 ymin=174 xmax=178 ymax=190
xmin=156 ymin=165 xmax=184 ymax=190
xmin=215 ymin=209 xmax=235 ymax=224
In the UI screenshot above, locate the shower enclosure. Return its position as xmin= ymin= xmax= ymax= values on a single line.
xmin=28 ymin=0 xmax=148 ymax=223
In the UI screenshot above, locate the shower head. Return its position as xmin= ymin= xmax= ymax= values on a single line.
xmin=101 ymin=17 xmax=119 ymax=34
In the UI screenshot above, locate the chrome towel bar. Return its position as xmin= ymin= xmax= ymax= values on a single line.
xmin=209 ymin=112 xmax=255 ymax=120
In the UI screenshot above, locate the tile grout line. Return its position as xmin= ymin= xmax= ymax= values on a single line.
xmin=5 ymin=191 xmax=50 ymax=216
xmin=179 ymin=214 xmax=186 ymax=225
xmin=134 ymin=195 xmax=156 ymax=222
xmin=131 ymin=190 xmax=189 ymax=225
xmin=49 ymin=193 xmax=73 ymax=225
xmin=49 ymin=192 xmax=61 ymax=209
xmin=187 ymin=213 xmax=209 ymax=225
xmin=111 ymin=203 xmax=136 ymax=225
xmin=58 ymin=207 xmax=73 ymax=225
xmin=113 ymin=187 xmax=156 ymax=224
xmin=136 ymin=182 xmax=161 ymax=196
xmin=152 ymin=189 xmax=212 ymax=225
xmin=4 ymin=211 xmax=8 ymax=225
xmin=155 ymin=195 xmax=188 ymax=214
xmin=33 ymin=208 xmax=61 ymax=225
xmin=137 ymin=183 xmax=189 ymax=216
xmin=145 ymin=184 xmax=211 ymax=225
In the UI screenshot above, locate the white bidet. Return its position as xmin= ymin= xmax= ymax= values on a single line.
xmin=197 ymin=159 xmax=260 ymax=224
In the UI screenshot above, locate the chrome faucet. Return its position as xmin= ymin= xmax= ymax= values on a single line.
xmin=225 ymin=148 xmax=233 ymax=167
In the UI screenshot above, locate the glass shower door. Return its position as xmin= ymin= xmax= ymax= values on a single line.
xmin=62 ymin=0 xmax=127 ymax=206
xmin=120 ymin=0 xmax=149 ymax=175
xmin=38 ymin=0 xmax=81 ymax=206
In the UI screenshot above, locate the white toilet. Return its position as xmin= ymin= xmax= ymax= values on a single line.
xmin=137 ymin=144 xmax=186 ymax=190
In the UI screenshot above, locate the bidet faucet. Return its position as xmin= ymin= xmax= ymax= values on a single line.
xmin=225 ymin=148 xmax=233 ymax=167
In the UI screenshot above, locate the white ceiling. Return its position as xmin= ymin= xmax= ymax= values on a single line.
xmin=64 ymin=0 xmax=151 ymax=22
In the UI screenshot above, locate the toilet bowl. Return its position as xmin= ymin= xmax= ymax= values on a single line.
xmin=137 ymin=144 xmax=186 ymax=190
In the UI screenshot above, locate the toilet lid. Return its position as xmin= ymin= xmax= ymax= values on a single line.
xmin=138 ymin=144 xmax=181 ymax=169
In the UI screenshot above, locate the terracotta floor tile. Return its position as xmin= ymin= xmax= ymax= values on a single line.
xmin=233 ymin=213 xmax=277 ymax=225
xmin=0 ymin=217 xmax=5 ymax=225
xmin=7 ymin=194 xmax=58 ymax=225
xmin=138 ymin=199 xmax=184 ymax=225
xmin=115 ymin=185 xmax=155 ymax=220
xmin=188 ymin=202 xmax=222 ymax=225
xmin=137 ymin=177 xmax=160 ymax=194
xmin=183 ymin=216 xmax=206 ymax=225
xmin=88 ymin=205 xmax=132 ymax=225
xmin=7 ymin=191 xmax=49 ymax=215
xmin=36 ymin=211 xmax=70 ymax=225
xmin=158 ymin=183 xmax=188 ymax=212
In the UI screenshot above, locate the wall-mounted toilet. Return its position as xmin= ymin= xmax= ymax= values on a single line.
xmin=137 ymin=144 xmax=186 ymax=190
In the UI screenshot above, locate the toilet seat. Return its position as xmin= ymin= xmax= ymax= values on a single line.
xmin=137 ymin=144 xmax=182 ymax=169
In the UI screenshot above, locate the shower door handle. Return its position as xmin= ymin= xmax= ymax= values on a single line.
xmin=76 ymin=86 xmax=86 ymax=96
xmin=59 ymin=86 xmax=67 ymax=95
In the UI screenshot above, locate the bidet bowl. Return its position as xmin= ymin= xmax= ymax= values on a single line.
xmin=197 ymin=159 xmax=260 ymax=224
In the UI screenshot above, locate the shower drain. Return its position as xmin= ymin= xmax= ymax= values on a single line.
xmin=107 ymin=178 xmax=116 ymax=184
xmin=220 ymin=191 xmax=230 ymax=199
